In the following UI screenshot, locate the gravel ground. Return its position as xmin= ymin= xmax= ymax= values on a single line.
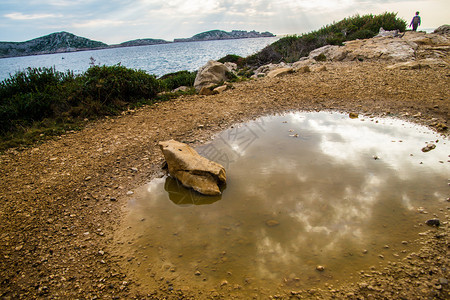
xmin=0 ymin=61 xmax=448 ymax=299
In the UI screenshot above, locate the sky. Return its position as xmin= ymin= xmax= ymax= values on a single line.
xmin=0 ymin=0 xmax=448 ymax=44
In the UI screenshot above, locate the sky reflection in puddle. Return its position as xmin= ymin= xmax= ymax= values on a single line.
xmin=116 ymin=112 xmax=449 ymax=293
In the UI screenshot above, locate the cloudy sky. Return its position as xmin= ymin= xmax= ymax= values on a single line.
xmin=0 ymin=0 xmax=448 ymax=44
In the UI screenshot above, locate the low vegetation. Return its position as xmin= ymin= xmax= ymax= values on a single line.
xmin=237 ymin=12 xmax=407 ymax=66
xmin=0 ymin=66 xmax=195 ymax=151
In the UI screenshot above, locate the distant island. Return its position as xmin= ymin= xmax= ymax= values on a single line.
xmin=173 ymin=30 xmax=275 ymax=42
xmin=0 ymin=30 xmax=275 ymax=58
xmin=0 ymin=32 xmax=108 ymax=58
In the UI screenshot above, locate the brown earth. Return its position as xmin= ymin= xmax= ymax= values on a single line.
xmin=0 ymin=61 xmax=449 ymax=299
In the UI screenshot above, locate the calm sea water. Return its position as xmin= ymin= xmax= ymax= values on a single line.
xmin=0 ymin=37 xmax=278 ymax=80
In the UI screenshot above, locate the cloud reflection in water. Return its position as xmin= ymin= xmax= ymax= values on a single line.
xmin=120 ymin=112 xmax=449 ymax=290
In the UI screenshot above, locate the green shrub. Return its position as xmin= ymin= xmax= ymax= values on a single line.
xmin=158 ymin=70 xmax=197 ymax=91
xmin=218 ymin=54 xmax=246 ymax=68
xmin=0 ymin=65 xmax=161 ymax=149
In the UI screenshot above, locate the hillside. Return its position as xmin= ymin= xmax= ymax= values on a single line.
xmin=116 ymin=38 xmax=170 ymax=47
xmin=174 ymin=30 xmax=275 ymax=42
xmin=0 ymin=31 xmax=107 ymax=58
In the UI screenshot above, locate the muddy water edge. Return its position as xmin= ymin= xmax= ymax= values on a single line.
xmin=114 ymin=112 xmax=449 ymax=298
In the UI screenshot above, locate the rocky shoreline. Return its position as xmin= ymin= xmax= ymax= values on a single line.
xmin=0 ymin=31 xmax=449 ymax=299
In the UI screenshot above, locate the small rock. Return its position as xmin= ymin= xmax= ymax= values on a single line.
xmin=349 ymin=112 xmax=359 ymax=119
xmin=220 ymin=280 xmax=228 ymax=286
xmin=194 ymin=270 xmax=201 ymax=276
xmin=265 ymin=219 xmax=280 ymax=227
xmin=439 ymin=277 xmax=448 ymax=285
xmin=425 ymin=218 xmax=440 ymax=227
xmin=421 ymin=143 xmax=436 ymax=152
xmin=126 ymin=191 xmax=134 ymax=195
xmin=316 ymin=265 xmax=325 ymax=271
xmin=213 ymin=85 xmax=227 ymax=94
xmin=199 ymin=86 xmax=215 ymax=95
xmin=435 ymin=123 xmax=448 ymax=132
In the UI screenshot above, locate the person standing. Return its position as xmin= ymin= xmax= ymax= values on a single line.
xmin=409 ymin=11 xmax=421 ymax=31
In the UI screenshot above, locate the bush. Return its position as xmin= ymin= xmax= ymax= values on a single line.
xmin=218 ymin=54 xmax=246 ymax=68
xmin=0 ymin=65 xmax=161 ymax=149
xmin=158 ymin=70 xmax=197 ymax=91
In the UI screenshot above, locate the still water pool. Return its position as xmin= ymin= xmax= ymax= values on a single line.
xmin=115 ymin=111 xmax=449 ymax=295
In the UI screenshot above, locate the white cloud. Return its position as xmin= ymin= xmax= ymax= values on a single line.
xmin=4 ymin=12 xmax=62 ymax=20
xmin=71 ymin=19 xmax=126 ymax=28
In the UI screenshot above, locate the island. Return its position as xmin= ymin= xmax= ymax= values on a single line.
xmin=0 ymin=31 xmax=108 ymax=58
xmin=174 ymin=30 xmax=275 ymax=42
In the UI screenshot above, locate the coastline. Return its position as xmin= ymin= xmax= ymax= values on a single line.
xmin=0 ymin=35 xmax=276 ymax=59
xmin=0 ymin=60 xmax=448 ymax=299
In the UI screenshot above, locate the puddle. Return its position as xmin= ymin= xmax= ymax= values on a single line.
xmin=115 ymin=112 xmax=449 ymax=295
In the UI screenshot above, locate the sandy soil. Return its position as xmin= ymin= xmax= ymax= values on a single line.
xmin=0 ymin=61 xmax=448 ymax=299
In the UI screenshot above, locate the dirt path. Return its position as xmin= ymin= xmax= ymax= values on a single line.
xmin=0 ymin=61 xmax=448 ymax=299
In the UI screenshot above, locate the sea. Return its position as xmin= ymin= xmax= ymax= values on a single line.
xmin=0 ymin=37 xmax=279 ymax=81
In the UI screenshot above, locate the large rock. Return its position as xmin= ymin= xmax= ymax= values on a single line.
xmin=434 ymin=25 xmax=450 ymax=35
xmin=267 ymin=67 xmax=293 ymax=78
xmin=158 ymin=140 xmax=226 ymax=196
xmin=375 ymin=27 xmax=400 ymax=38
xmin=194 ymin=60 xmax=231 ymax=91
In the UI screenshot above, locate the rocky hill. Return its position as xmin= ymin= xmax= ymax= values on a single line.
xmin=174 ymin=30 xmax=275 ymax=42
xmin=116 ymin=38 xmax=170 ymax=47
xmin=0 ymin=31 xmax=107 ymax=58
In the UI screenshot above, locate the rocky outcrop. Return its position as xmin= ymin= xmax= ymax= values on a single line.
xmin=194 ymin=60 xmax=231 ymax=91
xmin=255 ymin=28 xmax=450 ymax=78
xmin=158 ymin=140 xmax=226 ymax=196
xmin=305 ymin=31 xmax=450 ymax=63
xmin=434 ymin=25 xmax=450 ymax=34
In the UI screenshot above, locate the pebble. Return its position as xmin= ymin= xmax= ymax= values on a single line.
xmin=425 ymin=218 xmax=440 ymax=227
xmin=316 ymin=265 xmax=325 ymax=271
xmin=265 ymin=219 xmax=280 ymax=227
xmin=194 ymin=271 xmax=201 ymax=276
xmin=421 ymin=143 xmax=436 ymax=152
